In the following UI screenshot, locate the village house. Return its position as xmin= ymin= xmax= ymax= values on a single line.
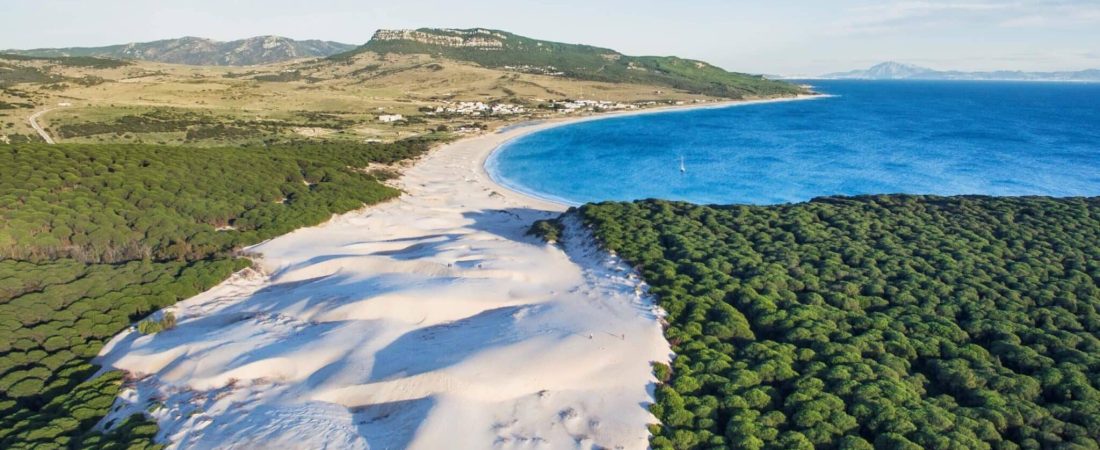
xmin=552 ymin=99 xmax=637 ymax=113
xmin=436 ymin=101 xmax=525 ymax=116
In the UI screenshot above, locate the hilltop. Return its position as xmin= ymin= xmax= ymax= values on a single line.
xmin=821 ymin=61 xmax=934 ymax=79
xmin=340 ymin=28 xmax=804 ymax=98
xmin=5 ymin=36 xmax=356 ymax=66
xmin=2 ymin=29 xmax=808 ymax=147
xmin=821 ymin=61 xmax=1100 ymax=81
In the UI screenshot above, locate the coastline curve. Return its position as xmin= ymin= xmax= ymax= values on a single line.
xmin=481 ymin=95 xmax=828 ymax=207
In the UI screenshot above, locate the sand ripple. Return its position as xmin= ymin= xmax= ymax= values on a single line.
xmin=96 ymin=126 xmax=671 ymax=449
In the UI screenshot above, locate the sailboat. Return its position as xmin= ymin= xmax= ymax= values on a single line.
xmin=679 ymin=155 xmax=686 ymax=174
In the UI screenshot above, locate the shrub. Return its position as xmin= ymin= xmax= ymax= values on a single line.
xmin=527 ymin=218 xmax=563 ymax=243
xmin=136 ymin=312 xmax=176 ymax=335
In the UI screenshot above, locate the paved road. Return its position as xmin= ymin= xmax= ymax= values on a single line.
xmin=28 ymin=107 xmax=59 ymax=144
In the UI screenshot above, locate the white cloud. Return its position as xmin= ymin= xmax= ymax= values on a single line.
xmin=829 ymin=0 xmax=1100 ymax=36
xmin=997 ymin=2 xmax=1100 ymax=28
xmin=829 ymin=1 xmax=1010 ymax=36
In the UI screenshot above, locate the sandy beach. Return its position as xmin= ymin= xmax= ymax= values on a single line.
xmin=95 ymin=95 xmax=817 ymax=449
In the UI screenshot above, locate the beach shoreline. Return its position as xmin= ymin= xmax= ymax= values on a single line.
xmin=93 ymin=93 xmax=822 ymax=449
xmin=477 ymin=93 xmax=827 ymax=207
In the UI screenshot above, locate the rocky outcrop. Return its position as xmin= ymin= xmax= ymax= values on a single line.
xmin=370 ymin=29 xmax=505 ymax=50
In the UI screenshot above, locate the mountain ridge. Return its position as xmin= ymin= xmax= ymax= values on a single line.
xmin=336 ymin=27 xmax=807 ymax=98
xmin=820 ymin=61 xmax=1100 ymax=81
xmin=4 ymin=36 xmax=356 ymax=66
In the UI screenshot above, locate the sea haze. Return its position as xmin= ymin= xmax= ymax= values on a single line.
xmin=487 ymin=80 xmax=1100 ymax=205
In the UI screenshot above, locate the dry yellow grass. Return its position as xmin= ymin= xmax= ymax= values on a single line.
xmin=1 ymin=52 xmax=725 ymax=145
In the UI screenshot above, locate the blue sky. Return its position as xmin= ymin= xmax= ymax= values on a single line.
xmin=2 ymin=0 xmax=1098 ymax=75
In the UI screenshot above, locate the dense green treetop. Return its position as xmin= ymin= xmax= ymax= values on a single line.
xmin=579 ymin=195 xmax=1100 ymax=449
xmin=0 ymin=258 xmax=244 ymax=449
xmin=0 ymin=137 xmax=437 ymax=448
xmin=0 ymin=139 xmax=433 ymax=263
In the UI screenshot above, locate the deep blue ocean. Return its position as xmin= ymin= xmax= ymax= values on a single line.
xmin=486 ymin=80 xmax=1100 ymax=205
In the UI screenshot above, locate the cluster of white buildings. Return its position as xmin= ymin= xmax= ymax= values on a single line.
xmin=433 ymin=101 xmax=526 ymax=116
xmin=378 ymin=114 xmax=404 ymax=123
xmin=552 ymin=99 xmax=637 ymax=114
xmin=502 ymin=65 xmax=565 ymax=76
xmin=453 ymin=125 xmax=485 ymax=134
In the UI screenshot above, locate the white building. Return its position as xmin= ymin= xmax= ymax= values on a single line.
xmin=436 ymin=101 xmax=525 ymax=116
xmin=378 ymin=114 xmax=404 ymax=123
xmin=553 ymin=99 xmax=636 ymax=113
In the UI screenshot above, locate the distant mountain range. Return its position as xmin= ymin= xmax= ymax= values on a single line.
xmin=819 ymin=62 xmax=1100 ymax=82
xmin=4 ymin=36 xmax=356 ymax=66
xmin=337 ymin=28 xmax=806 ymax=98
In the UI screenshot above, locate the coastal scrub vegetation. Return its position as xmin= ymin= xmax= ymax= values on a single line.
xmin=0 ymin=259 xmax=243 ymax=449
xmin=0 ymin=54 xmax=125 ymax=90
xmin=579 ymin=196 xmax=1100 ymax=449
xmin=53 ymin=108 xmax=363 ymax=144
xmin=0 ymin=54 xmax=131 ymax=69
xmin=528 ymin=217 xmax=564 ymax=243
xmin=0 ymin=140 xmax=435 ymax=262
xmin=136 ymin=312 xmax=177 ymax=335
xmin=0 ymin=137 xmax=439 ymax=448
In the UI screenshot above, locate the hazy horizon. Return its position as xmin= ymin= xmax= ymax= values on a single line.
xmin=3 ymin=0 xmax=1099 ymax=76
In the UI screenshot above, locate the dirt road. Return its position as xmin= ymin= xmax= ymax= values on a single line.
xmin=28 ymin=107 xmax=60 ymax=144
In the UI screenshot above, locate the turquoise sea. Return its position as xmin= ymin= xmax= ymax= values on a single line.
xmin=486 ymin=80 xmax=1100 ymax=205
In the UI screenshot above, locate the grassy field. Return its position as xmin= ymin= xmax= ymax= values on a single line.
xmin=0 ymin=50 xmax=771 ymax=146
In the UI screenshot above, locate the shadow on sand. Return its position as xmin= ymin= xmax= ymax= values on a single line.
xmin=98 ymin=205 xmax=662 ymax=447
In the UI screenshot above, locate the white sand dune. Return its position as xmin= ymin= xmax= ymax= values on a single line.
xmin=95 ymin=97 xmax=817 ymax=449
xmin=95 ymin=120 xmax=675 ymax=449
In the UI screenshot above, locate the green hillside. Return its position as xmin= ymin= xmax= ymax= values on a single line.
xmin=340 ymin=28 xmax=806 ymax=99
xmin=574 ymin=196 xmax=1100 ymax=449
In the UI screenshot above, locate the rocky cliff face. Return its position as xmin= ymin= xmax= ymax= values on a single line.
xmin=6 ymin=36 xmax=356 ymax=66
xmin=346 ymin=27 xmax=807 ymax=99
xmin=370 ymin=29 xmax=506 ymax=50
